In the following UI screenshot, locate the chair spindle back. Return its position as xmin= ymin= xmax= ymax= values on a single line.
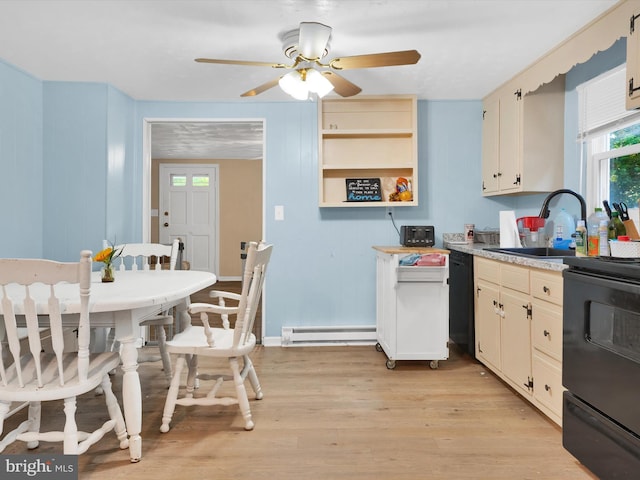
xmin=0 ymin=251 xmax=92 ymax=387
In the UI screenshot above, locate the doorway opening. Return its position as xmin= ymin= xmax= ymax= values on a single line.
xmin=142 ymin=118 xmax=265 ymax=279
xmin=142 ymin=119 xmax=266 ymax=340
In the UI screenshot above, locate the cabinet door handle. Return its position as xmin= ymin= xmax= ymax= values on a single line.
xmin=543 ymin=329 xmax=550 ymax=337
xmin=545 ymin=384 xmax=551 ymax=392
xmin=543 ymin=286 xmax=550 ymax=294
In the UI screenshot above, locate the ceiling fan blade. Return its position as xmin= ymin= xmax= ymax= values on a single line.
xmin=196 ymin=58 xmax=287 ymax=69
xmin=240 ymin=77 xmax=282 ymax=97
xmin=321 ymin=71 xmax=362 ymax=97
xmin=298 ymin=22 xmax=332 ymax=59
xmin=329 ymin=50 xmax=421 ymax=70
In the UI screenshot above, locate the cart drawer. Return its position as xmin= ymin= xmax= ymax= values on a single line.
xmin=397 ymin=266 xmax=447 ymax=282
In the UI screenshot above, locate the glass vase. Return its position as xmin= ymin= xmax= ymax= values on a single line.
xmin=102 ymin=264 xmax=115 ymax=283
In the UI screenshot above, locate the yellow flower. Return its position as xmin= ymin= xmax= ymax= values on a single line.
xmin=93 ymin=247 xmax=113 ymax=263
xmin=93 ymin=242 xmax=123 ymax=265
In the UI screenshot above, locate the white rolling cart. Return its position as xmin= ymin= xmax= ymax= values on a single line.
xmin=373 ymin=246 xmax=450 ymax=369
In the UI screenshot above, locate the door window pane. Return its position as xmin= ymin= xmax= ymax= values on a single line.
xmin=171 ymin=175 xmax=187 ymax=187
xmin=192 ymin=175 xmax=210 ymax=187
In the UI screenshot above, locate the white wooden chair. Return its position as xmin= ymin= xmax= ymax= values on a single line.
xmin=160 ymin=241 xmax=272 ymax=433
xmin=109 ymin=239 xmax=180 ymax=386
xmin=0 ymin=251 xmax=129 ymax=455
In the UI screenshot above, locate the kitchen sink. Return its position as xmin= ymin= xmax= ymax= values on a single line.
xmin=484 ymin=247 xmax=576 ymax=260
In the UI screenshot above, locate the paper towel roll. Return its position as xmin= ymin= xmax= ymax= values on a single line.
xmin=500 ymin=210 xmax=522 ymax=248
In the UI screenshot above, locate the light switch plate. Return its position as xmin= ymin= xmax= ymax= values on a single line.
xmin=275 ymin=205 xmax=284 ymax=221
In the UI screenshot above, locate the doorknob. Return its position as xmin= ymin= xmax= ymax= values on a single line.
xmin=164 ymin=222 xmax=169 ymax=227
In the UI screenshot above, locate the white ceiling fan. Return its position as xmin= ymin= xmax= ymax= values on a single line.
xmin=195 ymin=21 xmax=421 ymax=99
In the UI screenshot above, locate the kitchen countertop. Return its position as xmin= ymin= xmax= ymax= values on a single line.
xmin=445 ymin=241 xmax=568 ymax=272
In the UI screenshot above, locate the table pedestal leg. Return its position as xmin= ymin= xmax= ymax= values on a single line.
xmin=120 ymin=336 xmax=142 ymax=462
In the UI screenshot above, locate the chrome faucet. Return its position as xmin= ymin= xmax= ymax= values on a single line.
xmin=538 ymin=189 xmax=587 ymax=222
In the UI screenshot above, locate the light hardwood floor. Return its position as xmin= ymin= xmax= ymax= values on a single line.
xmin=2 ymin=345 xmax=596 ymax=479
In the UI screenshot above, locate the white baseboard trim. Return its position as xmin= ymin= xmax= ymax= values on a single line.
xmin=216 ymin=276 xmax=242 ymax=282
xmin=262 ymin=336 xmax=282 ymax=347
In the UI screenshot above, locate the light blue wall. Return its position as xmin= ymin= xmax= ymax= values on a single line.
xmin=0 ymin=37 xmax=626 ymax=337
xmin=106 ymin=86 xmax=136 ymax=243
xmin=134 ymin=99 xmax=512 ymax=335
xmin=40 ymin=83 xmax=136 ymax=263
xmin=42 ymin=82 xmax=110 ymax=262
xmin=0 ymin=60 xmax=43 ymax=257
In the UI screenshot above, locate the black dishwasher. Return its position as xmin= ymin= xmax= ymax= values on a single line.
xmin=448 ymin=249 xmax=475 ymax=358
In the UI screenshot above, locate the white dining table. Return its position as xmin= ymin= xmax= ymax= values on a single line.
xmin=3 ymin=269 xmax=216 ymax=462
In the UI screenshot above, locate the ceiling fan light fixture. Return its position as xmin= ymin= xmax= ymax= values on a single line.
xmin=196 ymin=21 xmax=420 ymax=99
xmin=278 ymin=70 xmax=309 ymax=100
xmin=278 ymin=69 xmax=334 ymax=100
xmin=306 ymin=69 xmax=334 ymax=98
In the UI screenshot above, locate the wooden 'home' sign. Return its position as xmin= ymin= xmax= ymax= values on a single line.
xmin=345 ymin=178 xmax=382 ymax=202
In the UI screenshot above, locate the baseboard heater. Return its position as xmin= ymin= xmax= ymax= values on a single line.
xmin=281 ymin=325 xmax=376 ymax=347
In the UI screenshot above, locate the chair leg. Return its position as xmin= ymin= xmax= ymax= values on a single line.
xmin=106 ymin=328 xmax=118 ymax=353
xmin=243 ymin=355 xmax=263 ymax=400
xmin=0 ymin=401 xmax=8 ymax=438
xmin=230 ymin=357 xmax=254 ymax=431
xmin=62 ymin=397 xmax=79 ymax=455
xmin=185 ymin=354 xmax=198 ymax=397
xmin=26 ymin=401 xmax=41 ymax=449
xmin=160 ymin=355 xmax=186 ymax=433
xmin=101 ymin=374 xmax=129 ymax=450
xmin=156 ymin=325 xmax=173 ymax=387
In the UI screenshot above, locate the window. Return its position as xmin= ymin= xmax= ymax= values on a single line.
xmin=170 ymin=174 xmax=210 ymax=187
xmin=579 ymin=66 xmax=640 ymax=212
xmin=192 ymin=175 xmax=210 ymax=187
xmin=171 ymin=174 xmax=187 ymax=187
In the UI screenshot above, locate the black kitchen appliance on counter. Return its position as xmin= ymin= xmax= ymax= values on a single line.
xmin=400 ymin=225 xmax=434 ymax=247
xmin=562 ymin=256 xmax=640 ymax=479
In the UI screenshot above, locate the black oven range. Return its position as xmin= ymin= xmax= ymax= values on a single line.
xmin=562 ymin=256 xmax=640 ymax=479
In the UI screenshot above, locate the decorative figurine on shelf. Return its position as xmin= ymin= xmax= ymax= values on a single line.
xmin=388 ymin=177 xmax=413 ymax=202
xmin=94 ymin=241 xmax=123 ymax=282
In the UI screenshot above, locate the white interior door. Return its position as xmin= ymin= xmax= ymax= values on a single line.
xmin=159 ymin=164 xmax=218 ymax=273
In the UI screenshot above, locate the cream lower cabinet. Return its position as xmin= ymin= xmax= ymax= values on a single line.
xmin=474 ymin=256 xmax=564 ymax=426
xmin=530 ymin=270 xmax=564 ymax=426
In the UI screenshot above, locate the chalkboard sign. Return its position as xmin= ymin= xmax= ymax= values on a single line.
xmin=345 ymin=178 xmax=382 ymax=202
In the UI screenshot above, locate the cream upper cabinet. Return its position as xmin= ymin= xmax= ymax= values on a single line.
xmin=318 ymin=95 xmax=418 ymax=207
xmin=627 ymin=8 xmax=640 ymax=109
xmin=481 ymin=76 xmax=565 ymax=196
xmin=480 ymin=98 xmax=500 ymax=194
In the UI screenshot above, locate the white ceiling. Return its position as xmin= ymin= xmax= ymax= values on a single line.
xmin=0 ymin=0 xmax=620 ymax=158
xmin=151 ymin=121 xmax=264 ymax=160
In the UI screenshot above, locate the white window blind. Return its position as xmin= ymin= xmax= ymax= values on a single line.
xmin=578 ymin=65 xmax=639 ymax=137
